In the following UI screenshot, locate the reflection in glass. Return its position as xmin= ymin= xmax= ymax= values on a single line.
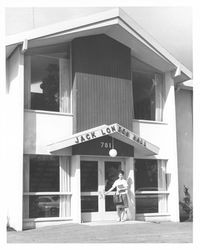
xmin=31 ymin=55 xmax=60 ymax=111
xmin=133 ymin=72 xmax=156 ymax=120
xmin=104 ymin=161 xmax=121 ymax=191
xmin=81 ymin=196 xmax=98 ymax=213
xmin=29 ymin=195 xmax=60 ymax=218
xmin=81 ymin=161 xmax=98 ymax=192
xmin=136 ymin=195 xmax=158 ymax=213
xmin=136 ymin=194 xmax=167 ymax=214
xmin=28 ymin=195 xmax=71 ymax=219
xmin=30 ymin=156 xmax=59 ymax=192
xmin=105 ymin=196 xmax=116 ymax=212
xmin=135 ymin=159 xmax=158 ymax=191
xmin=104 ymin=161 xmax=121 ymax=212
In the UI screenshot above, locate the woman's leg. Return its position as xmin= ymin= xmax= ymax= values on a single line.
xmin=121 ymin=194 xmax=128 ymax=221
xmin=116 ymin=206 xmax=122 ymax=221
xmin=121 ymin=208 xmax=128 ymax=221
xmin=121 ymin=208 xmax=125 ymax=221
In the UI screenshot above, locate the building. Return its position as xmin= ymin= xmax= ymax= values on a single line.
xmin=5 ymin=8 xmax=193 ymax=231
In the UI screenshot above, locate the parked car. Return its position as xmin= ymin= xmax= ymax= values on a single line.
xmin=36 ymin=196 xmax=59 ymax=216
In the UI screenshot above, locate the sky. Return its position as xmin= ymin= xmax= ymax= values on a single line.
xmin=5 ymin=7 xmax=193 ymax=71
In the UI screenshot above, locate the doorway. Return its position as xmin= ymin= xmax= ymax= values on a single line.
xmin=80 ymin=157 xmax=125 ymax=222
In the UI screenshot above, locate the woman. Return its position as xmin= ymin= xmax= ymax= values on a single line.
xmin=104 ymin=170 xmax=129 ymax=222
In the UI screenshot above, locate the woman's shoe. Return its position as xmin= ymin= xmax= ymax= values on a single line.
xmin=116 ymin=218 xmax=121 ymax=222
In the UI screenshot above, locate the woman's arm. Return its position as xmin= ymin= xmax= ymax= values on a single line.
xmin=104 ymin=185 xmax=115 ymax=195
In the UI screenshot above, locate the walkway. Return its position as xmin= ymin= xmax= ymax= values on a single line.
xmin=7 ymin=221 xmax=192 ymax=243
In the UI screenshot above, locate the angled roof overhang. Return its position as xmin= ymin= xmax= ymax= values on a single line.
xmin=6 ymin=8 xmax=192 ymax=83
xmin=47 ymin=123 xmax=159 ymax=156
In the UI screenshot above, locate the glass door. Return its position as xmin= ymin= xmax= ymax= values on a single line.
xmin=104 ymin=161 xmax=121 ymax=213
xmin=81 ymin=161 xmax=99 ymax=218
xmin=81 ymin=159 xmax=125 ymax=222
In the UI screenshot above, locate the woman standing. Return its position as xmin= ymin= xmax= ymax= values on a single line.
xmin=104 ymin=170 xmax=129 ymax=222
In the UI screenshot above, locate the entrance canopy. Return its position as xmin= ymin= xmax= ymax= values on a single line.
xmin=47 ymin=123 xmax=159 ymax=156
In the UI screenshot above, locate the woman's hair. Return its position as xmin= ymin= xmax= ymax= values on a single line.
xmin=119 ymin=170 xmax=124 ymax=175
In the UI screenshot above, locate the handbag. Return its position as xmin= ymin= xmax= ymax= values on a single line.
xmin=113 ymin=193 xmax=123 ymax=205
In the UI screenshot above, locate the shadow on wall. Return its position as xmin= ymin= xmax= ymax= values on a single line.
xmin=7 ymin=216 xmax=16 ymax=231
xmin=6 ymin=48 xmax=21 ymax=93
xmin=132 ymin=121 xmax=140 ymax=135
xmin=127 ymin=177 xmax=135 ymax=220
xmin=24 ymin=111 xmax=37 ymax=154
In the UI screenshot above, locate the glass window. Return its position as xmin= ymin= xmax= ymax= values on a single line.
xmin=26 ymin=44 xmax=71 ymax=113
xmin=104 ymin=161 xmax=121 ymax=212
xmin=81 ymin=161 xmax=98 ymax=192
xmin=31 ymin=56 xmax=60 ymax=112
xmin=135 ymin=194 xmax=168 ymax=214
xmin=133 ymin=72 xmax=155 ymax=120
xmin=105 ymin=196 xmax=116 ymax=212
xmin=135 ymin=159 xmax=166 ymax=191
xmin=80 ymin=161 xmax=99 ymax=213
xmin=135 ymin=159 xmax=168 ymax=214
xmin=81 ymin=196 xmax=98 ymax=213
xmin=29 ymin=195 xmax=60 ymax=218
xmin=135 ymin=159 xmax=158 ymax=191
xmin=23 ymin=155 xmax=71 ymax=219
xmin=105 ymin=161 xmax=121 ymax=191
xmin=132 ymin=70 xmax=164 ymax=121
xmin=30 ymin=156 xmax=59 ymax=192
xmin=136 ymin=195 xmax=158 ymax=213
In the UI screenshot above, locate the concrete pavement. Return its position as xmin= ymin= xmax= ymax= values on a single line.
xmin=7 ymin=221 xmax=192 ymax=243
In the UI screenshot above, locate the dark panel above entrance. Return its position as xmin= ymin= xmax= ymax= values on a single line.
xmin=72 ymin=34 xmax=133 ymax=132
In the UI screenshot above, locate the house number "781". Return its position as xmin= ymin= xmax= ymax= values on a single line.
xmin=100 ymin=142 xmax=112 ymax=149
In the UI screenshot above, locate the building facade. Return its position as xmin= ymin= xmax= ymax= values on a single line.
xmin=5 ymin=8 xmax=193 ymax=231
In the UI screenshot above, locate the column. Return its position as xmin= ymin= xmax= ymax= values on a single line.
xmin=163 ymin=72 xmax=180 ymax=222
xmin=70 ymin=155 xmax=81 ymax=223
xmin=6 ymin=47 xmax=24 ymax=231
xmin=125 ymin=157 xmax=135 ymax=220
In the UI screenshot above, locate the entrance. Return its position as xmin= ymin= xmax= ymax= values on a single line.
xmin=81 ymin=157 xmax=125 ymax=222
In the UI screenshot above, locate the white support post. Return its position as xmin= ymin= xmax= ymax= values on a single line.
xmin=6 ymin=47 xmax=24 ymax=231
xmin=60 ymin=156 xmax=68 ymax=217
xmin=163 ymin=72 xmax=180 ymax=222
xmin=70 ymin=155 xmax=81 ymax=223
xmin=24 ymin=55 xmax=31 ymax=109
xmin=125 ymin=157 xmax=135 ymax=220
xmin=23 ymin=155 xmax=30 ymax=219
xmin=158 ymin=160 xmax=167 ymax=213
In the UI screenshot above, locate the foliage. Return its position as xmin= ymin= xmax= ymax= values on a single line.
xmin=179 ymin=185 xmax=193 ymax=222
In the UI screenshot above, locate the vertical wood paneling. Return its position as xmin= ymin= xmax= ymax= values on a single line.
xmin=72 ymin=34 xmax=133 ymax=132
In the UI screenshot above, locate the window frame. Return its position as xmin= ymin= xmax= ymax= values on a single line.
xmin=132 ymin=57 xmax=165 ymax=122
xmin=23 ymin=155 xmax=72 ymax=220
xmin=24 ymin=43 xmax=72 ymax=114
xmin=134 ymin=159 xmax=169 ymax=215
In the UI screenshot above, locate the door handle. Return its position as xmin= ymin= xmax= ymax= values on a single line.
xmin=99 ymin=191 xmax=105 ymax=199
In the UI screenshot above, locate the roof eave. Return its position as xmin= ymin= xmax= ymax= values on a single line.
xmin=6 ymin=7 xmax=192 ymax=82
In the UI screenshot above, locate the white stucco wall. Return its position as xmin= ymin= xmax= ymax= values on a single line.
xmin=133 ymin=120 xmax=168 ymax=159
xmin=24 ymin=110 xmax=73 ymax=155
xmin=175 ymin=89 xmax=193 ymax=202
